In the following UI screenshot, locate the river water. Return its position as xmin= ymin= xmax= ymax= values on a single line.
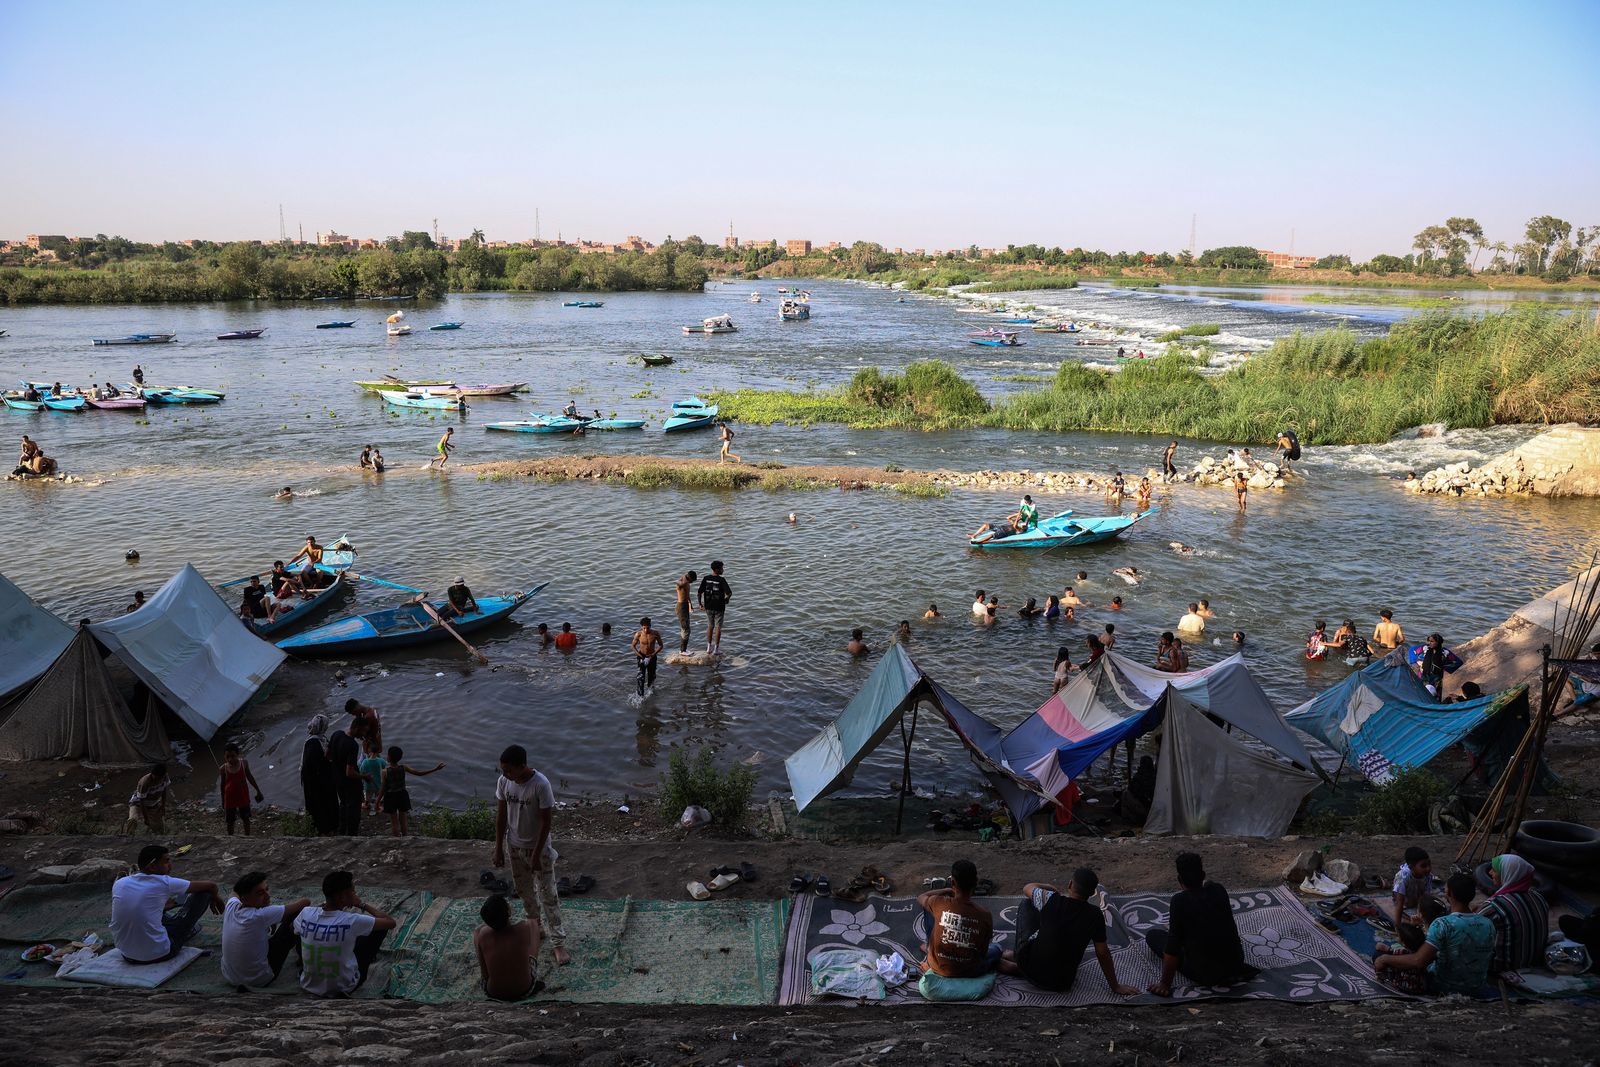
xmin=3 ymin=281 xmax=1597 ymax=808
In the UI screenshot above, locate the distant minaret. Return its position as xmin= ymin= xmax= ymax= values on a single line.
xmin=298 ymin=223 xmax=304 ymax=245
xmin=433 ymin=217 xmax=439 ymax=244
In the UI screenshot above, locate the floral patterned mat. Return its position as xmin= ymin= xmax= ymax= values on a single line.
xmin=778 ymin=885 xmax=1395 ymax=1006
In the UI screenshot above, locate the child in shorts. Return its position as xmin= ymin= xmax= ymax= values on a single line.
xmin=358 ymin=739 xmax=387 ymax=816
xmin=381 ymin=745 xmax=446 ymax=837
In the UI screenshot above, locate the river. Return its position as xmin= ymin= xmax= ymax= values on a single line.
xmin=3 ymin=281 xmax=1597 ymax=809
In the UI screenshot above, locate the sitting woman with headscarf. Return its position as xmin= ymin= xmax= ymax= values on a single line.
xmin=300 ymin=713 xmax=340 ymax=836
xmin=1477 ymin=854 xmax=1549 ymax=972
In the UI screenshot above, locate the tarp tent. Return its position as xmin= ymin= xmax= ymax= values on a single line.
xmin=88 ymin=564 xmax=285 ymax=740
xmin=784 ymin=644 xmax=1028 ymax=812
xmin=0 ymin=571 xmax=74 ymax=699
xmin=981 ymin=653 xmax=1319 ymax=824
xmin=1284 ymin=655 xmax=1523 ymax=784
xmin=0 ymin=628 xmax=171 ymax=766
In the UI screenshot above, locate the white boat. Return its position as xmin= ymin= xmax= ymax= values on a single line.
xmin=682 ymin=314 xmax=737 ymax=335
xmin=748 ymin=292 xmax=762 ymax=303
xmin=387 ymin=324 xmax=412 ymax=336
xmin=779 ymin=299 xmax=810 ymax=322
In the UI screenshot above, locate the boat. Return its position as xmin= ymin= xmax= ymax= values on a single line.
xmin=86 ymin=394 xmax=147 ymax=411
xmin=967 ymin=328 xmax=1022 ymax=347
xmin=91 ymin=333 xmax=176 ymax=346
xmin=969 ymin=508 xmax=1155 ymax=550
xmin=563 ymin=300 xmax=605 ymax=308
xmin=3 ymin=393 xmax=46 ymax=412
xmin=748 ymin=292 xmax=762 ymax=303
xmin=1032 ymin=322 xmax=1081 ymax=333
xmin=662 ymin=398 xmax=718 ymax=433
xmin=639 ymin=354 xmax=674 ymax=367
xmin=417 ymin=382 xmax=528 ymax=398
xmin=777 ymin=287 xmax=789 ymax=294
xmin=428 ymin=322 xmax=465 ymax=331
xmin=11 ymin=384 xmax=87 ymax=412
xmin=137 ymin=385 xmax=225 ymax=405
xmin=386 ymin=324 xmax=413 ymax=336
xmin=582 ymin=417 xmax=647 ymax=430
xmin=0 ymin=330 xmax=7 ymax=338
xmin=377 ymin=390 xmax=462 ymax=411
xmin=485 ymin=415 xmax=584 ymax=434
xmin=682 ymin=314 xmax=736 ymax=335
xmin=223 ymin=536 xmax=357 ymax=637
xmin=779 ymin=299 xmax=810 ymax=322
xmin=316 ymin=320 xmax=357 ymax=329
xmin=1000 ymin=318 xmax=1038 ymax=325
xmin=354 ymin=376 xmax=455 ymax=391
xmin=276 ymin=582 xmax=547 ymax=656
xmin=217 ymin=329 xmax=266 ymax=340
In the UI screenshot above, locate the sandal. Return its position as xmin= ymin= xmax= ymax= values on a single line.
xmin=814 ymin=875 xmax=831 ymax=896
xmin=922 ymin=876 xmax=950 ymax=891
xmin=739 ymin=862 xmax=758 ymax=883
xmin=789 ymin=873 xmax=811 ymax=894
xmin=709 ymin=872 xmax=741 ymax=891
xmin=687 ymin=881 xmax=711 ymax=901
xmin=571 ymin=875 xmax=596 ymax=895
xmin=479 ymin=869 xmax=511 ymax=895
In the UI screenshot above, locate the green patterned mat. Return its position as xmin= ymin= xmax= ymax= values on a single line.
xmin=0 ymin=881 xmax=413 ymax=997
xmin=387 ymin=893 xmax=789 ymax=1004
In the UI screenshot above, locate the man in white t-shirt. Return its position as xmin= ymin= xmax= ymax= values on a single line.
xmin=493 ymin=744 xmax=571 ymax=965
xmin=109 ymin=844 xmax=223 ymax=964
xmin=293 ymin=870 xmax=396 ymax=997
xmin=221 ymin=871 xmax=311 ymax=989
xmin=1178 ymin=603 xmax=1206 ymax=633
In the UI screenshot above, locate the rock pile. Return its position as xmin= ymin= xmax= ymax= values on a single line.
xmin=928 ymin=455 xmax=1289 ymax=494
xmin=1403 ymin=424 xmax=1600 ymax=498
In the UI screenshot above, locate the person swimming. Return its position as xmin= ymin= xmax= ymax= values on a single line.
xmin=1113 ymin=567 xmax=1142 ymax=585
xmin=1169 ymin=542 xmax=1194 ymax=556
xmin=275 ymin=486 xmax=294 ymax=499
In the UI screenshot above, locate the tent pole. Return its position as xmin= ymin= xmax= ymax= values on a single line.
xmin=895 ymin=701 xmax=919 ymax=836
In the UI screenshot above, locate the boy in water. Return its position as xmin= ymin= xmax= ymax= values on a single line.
xmin=1373 ymin=609 xmax=1405 ymax=649
xmin=1233 ymin=471 xmax=1248 ymax=513
xmin=431 ymin=427 xmax=456 ymax=468
xmin=632 ymin=616 xmax=662 ymax=695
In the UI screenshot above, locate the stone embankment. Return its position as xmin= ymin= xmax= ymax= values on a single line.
xmin=1403 ymin=425 xmax=1600 ymax=497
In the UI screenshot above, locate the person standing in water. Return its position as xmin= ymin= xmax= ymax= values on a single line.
xmin=697 ymin=561 xmax=732 ymax=655
xmin=431 ymin=427 xmax=457 ymax=468
xmin=674 ymin=570 xmax=698 ymax=654
xmin=1162 ymin=440 xmax=1178 ymax=482
xmin=717 ymin=421 xmax=741 ymax=464
xmin=1275 ymin=428 xmax=1301 ymax=472
xmin=132 ymin=364 xmax=145 ymax=385
xmin=632 ymin=616 xmax=662 ymax=695
xmin=372 ymin=447 xmax=385 ymax=473
xmin=1233 ymin=471 xmax=1248 ymax=513
xmin=359 ymin=446 xmax=374 ymax=470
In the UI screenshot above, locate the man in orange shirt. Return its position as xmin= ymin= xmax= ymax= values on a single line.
xmin=917 ymin=860 xmax=999 ymax=977
xmin=554 ymin=623 xmax=579 ymax=652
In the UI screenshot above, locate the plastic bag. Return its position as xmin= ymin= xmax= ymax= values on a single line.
xmin=679 ymin=805 xmax=711 ymax=828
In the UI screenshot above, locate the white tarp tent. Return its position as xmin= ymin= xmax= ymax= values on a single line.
xmin=0 ymin=571 xmax=74 ymax=698
xmin=88 ymin=564 xmax=284 ymax=740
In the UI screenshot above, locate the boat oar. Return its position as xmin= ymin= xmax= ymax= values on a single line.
xmin=345 ymin=571 xmax=425 ymax=595
xmin=417 ymin=597 xmax=489 ymax=665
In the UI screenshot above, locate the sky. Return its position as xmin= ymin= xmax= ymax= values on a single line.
xmin=3 ymin=0 xmax=1597 ymax=259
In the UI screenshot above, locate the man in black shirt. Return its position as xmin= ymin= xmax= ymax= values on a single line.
xmin=1001 ymin=868 xmax=1138 ymax=995
xmin=326 ymin=717 xmax=368 ymax=836
xmin=239 ymin=575 xmax=272 ymax=626
xmin=1146 ymin=852 xmax=1257 ymax=995
xmin=696 ymin=560 xmax=732 ymax=656
xmin=443 ymin=576 xmax=478 ymax=619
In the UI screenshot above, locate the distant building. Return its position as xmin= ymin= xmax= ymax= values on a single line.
xmin=619 ymin=235 xmax=655 ymax=252
xmin=723 ymin=234 xmax=740 ymax=249
xmin=317 ymin=231 xmax=358 ymax=250
xmin=358 ymin=238 xmax=380 ymax=250
xmin=821 ymin=241 xmax=842 ymax=252
xmin=25 ymin=234 xmax=66 ymax=250
xmin=785 ymin=239 xmax=812 ymax=257
xmin=1257 ymin=249 xmax=1317 ymax=269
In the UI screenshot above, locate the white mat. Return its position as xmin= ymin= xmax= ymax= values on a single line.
xmin=58 ymin=946 xmax=203 ymax=988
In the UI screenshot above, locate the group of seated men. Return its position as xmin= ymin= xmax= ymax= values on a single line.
xmin=108 ymin=844 xmax=544 ymax=1000
xmin=918 ymin=851 xmax=1255 ymax=995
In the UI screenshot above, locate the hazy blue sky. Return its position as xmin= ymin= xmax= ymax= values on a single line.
xmin=3 ymin=0 xmax=1596 ymax=257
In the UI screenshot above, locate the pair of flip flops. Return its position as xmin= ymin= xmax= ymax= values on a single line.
xmin=919 ymin=875 xmax=995 ymax=895
xmin=789 ymin=873 xmax=831 ymax=896
xmin=556 ymin=875 xmax=597 ymax=897
xmin=479 ymin=870 xmax=511 ymax=895
xmin=690 ymin=864 xmax=756 ymax=900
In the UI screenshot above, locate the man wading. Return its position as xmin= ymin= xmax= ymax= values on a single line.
xmin=697 ymin=560 xmax=731 ymax=656
xmin=674 ymin=570 xmax=698 ymax=654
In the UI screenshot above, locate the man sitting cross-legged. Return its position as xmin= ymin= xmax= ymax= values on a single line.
xmin=293 ymin=870 xmax=396 ymax=997
xmin=221 ymin=871 xmax=311 ymax=989
xmin=110 ymin=843 xmax=224 ymax=964
xmin=1000 ymin=867 xmax=1138 ymax=995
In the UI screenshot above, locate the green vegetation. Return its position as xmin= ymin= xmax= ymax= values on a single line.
xmin=417 ymin=800 xmax=496 ymax=840
xmin=1155 ymin=323 xmax=1222 ymax=342
xmin=715 ymin=309 xmax=1600 ymax=445
xmin=659 ymin=747 xmax=758 ymax=828
xmin=1301 ymin=293 xmax=1466 ymax=309
xmin=1354 ymin=769 xmax=1448 ymax=835
xmin=889 ymin=481 xmax=950 ymax=498
xmin=622 ymin=464 xmax=762 ymax=490
xmin=0 ymin=235 xmax=707 ymax=304
xmin=965 ymin=272 xmax=1079 ymax=294
xmin=993 ymin=373 xmax=1055 ymax=382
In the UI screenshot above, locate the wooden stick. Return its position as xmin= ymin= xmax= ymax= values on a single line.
xmin=419 ymin=598 xmax=489 ymax=665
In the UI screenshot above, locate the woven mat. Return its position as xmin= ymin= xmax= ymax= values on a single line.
xmin=386 ymin=893 xmax=789 ymax=1004
xmin=778 ymin=885 xmax=1394 ymax=1006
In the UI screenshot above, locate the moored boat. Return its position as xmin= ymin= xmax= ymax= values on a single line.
xmin=137 ymin=385 xmax=225 ymax=405
xmin=748 ymin=292 xmax=762 ymax=303
xmin=316 ymin=320 xmax=358 ymax=329
xmin=969 ymin=507 xmax=1155 ymax=550
xmin=662 ymin=398 xmax=718 ymax=433
xmin=354 ymin=376 xmax=455 ymax=391
xmin=91 ymin=333 xmax=176 ymax=346
xmin=276 ymin=582 xmax=546 ymax=656
xmin=1000 ymin=318 xmax=1038 ymax=325
xmin=778 ymin=299 xmax=810 ymax=322
xmin=217 ymin=329 xmax=266 ymax=340
xmin=563 ymin=300 xmax=604 ymax=308
xmin=378 ymin=390 xmax=463 ymax=411
xmin=485 ymin=415 xmax=584 ymax=434
xmin=639 ymin=354 xmax=674 ymax=367
xmin=682 ymin=314 xmax=736 ymax=335
xmin=428 ymin=322 xmax=465 ymax=331
xmin=86 ymin=394 xmax=148 ymax=411
xmin=967 ymin=328 xmax=1022 ymax=347
xmin=583 ymin=417 xmax=646 ymax=430
xmin=417 ymin=382 xmax=528 ymax=397
xmin=222 ymin=536 xmax=357 ymax=637
xmin=1032 ymin=322 xmax=1081 ymax=333
xmin=386 ymin=324 xmax=413 ymax=336
xmin=3 ymin=393 xmax=46 ymax=412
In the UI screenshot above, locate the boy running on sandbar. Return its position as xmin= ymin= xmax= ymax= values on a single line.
xmin=431 ymin=427 xmax=456 ymax=469
xmin=718 ymin=421 xmax=741 ymax=464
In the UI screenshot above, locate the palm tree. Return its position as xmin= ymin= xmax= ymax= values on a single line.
xmin=469 ymin=228 xmax=485 ymax=246
xmin=1488 ymin=241 xmax=1509 ymax=273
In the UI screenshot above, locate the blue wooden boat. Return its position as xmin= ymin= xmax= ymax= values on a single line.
xmin=428 ymin=322 xmax=465 ymax=331
xmin=3 ymin=393 xmax=46 ymax=412
xmin=563 ymin=300 xmax=604 ymax=308
xmin=316 ymin=320 xmax=357 ymax=329
xmin=219 ymin=537 xmax=357 ymax=636
xmin=583 ymin=417 xmax=647 ymax=430
xmin=662 ymin=398 xmax=718 ymax=433
xmin=485 ymin=415 xmax=583 ymax=433
xmin=137 ymin=385 xmax=225 ymax=405
xmin=1000 ymin=318 xmax=1038 ymax=324
xmin=276 ymin=582 xmax=547 ymax=656
xmin=378 ymin=390 xmax=463 ymax=411
xmin=40 ymin=395 xmax=86 ymax=411
xmin=968 ymin=338 xmax=1024 ymax=348
xmin=969 ymin=507 xmax=1156 ymax=550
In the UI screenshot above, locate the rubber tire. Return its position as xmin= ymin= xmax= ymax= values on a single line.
xmin=1511 ymin=820 xmax=1600 ymax=871
xmin=1474 ymin=860 xmax=1556 ymax=898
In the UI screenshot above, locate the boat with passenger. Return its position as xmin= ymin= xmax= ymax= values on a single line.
xmin=682 ymin=314 xmax=737 ymax=335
